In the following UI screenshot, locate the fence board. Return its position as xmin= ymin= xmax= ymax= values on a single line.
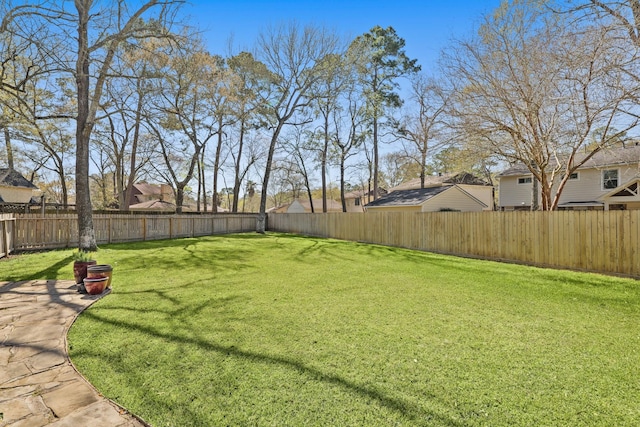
xmin=268 ymin=211 xmax=640 ymax=278
xmin=10 ymin=213 xmax=258 ymax=251
xmin=0 ymin=214 xmax=14 ymax=258
xmin=13 ymin=210 xmax=636 ymax=278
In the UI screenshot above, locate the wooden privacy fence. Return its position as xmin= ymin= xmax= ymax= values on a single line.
xmin=1 ymin=214 xmax=14 ymax=258
xmin=11 ymin=213 xmax=259 ymax=252
xmin=268 ymin=211 xmax=640 ymax=278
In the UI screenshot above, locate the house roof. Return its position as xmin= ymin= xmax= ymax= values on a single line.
xmin=133 ymin=183 xmax=162 ymax=195
xmin=498 ymin=145 xmax=640 ymax=177
xmin=365 ymin=186 xmax=447 ymax=207
xmin=390 ymin=172 xmax=491 ymax=191
xmin=598 ymin=177 xmax=640 ymax=200
xmin=0 ymin=168 xmax=38 ymax=189
xmin=366 ymin=185 xmax=488 ymax=209
xmin=557 ymin=201 xmax=604 ymax=208
xmin=129 ymin=199 xmax=176 ymax=210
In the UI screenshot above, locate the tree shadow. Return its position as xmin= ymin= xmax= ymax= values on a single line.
xmin=3 ymin=256 xmax=75 ymax=282
xmin=75 ymin=307 xmax=464 ymax=427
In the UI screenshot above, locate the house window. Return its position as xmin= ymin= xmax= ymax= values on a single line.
xmin=602 ymin=169 xmax=619 ymax=190
xmin=569 ymin=172 xmax=579 ymax=180
xmin=518 ymin=177 xmax=532 ymax=184
xmin=355 ymin=198 xmax=361 ymax=206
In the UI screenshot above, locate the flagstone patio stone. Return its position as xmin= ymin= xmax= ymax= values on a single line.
xmin=0 ymin=280 xmax=147 ymax=427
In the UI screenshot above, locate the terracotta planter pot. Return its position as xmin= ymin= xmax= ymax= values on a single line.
xmin=87 ymin=264 xmax=113 ymax=288
xmin=73 ymin=260 xmax=97 ymax=284
xmin=83 ymin=277 xmax=109 ymax=295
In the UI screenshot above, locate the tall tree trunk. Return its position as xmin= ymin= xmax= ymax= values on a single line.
xmin=232 ymin=118 xmax=246 ymax=213
xmin=200 ymin=149 xmax=207 ymax=212
xmin=531 ymin=177 xmax=539 ymax=211
xmin=4 ymin=126 xmax=14 ymax=170
xmin=420 ymin=149 xmax=427 ymax=189
xmin=373 ymin=115 xmax=379 ymax=201
xmin=212 ymin=116 xmax=224 ymax=213
xmin=75 ymin=1 xmax=96 ymax=251
xmin=61 ymin=179 xmax=68 ymax=209
xmin=123 ymin=83 xmax=144 ymax=211
xmin=340 ymin=154 xmax=347 ymax=212
xmin=321 ymin=112 xmax=329 ymax=212
xmin=175 ymin=185 xmax=184 ymax=214
xmin=306 ymin=186 xmax=314 ymax=213
xmin=196 ymin=155 xmax=202 ymax=212
xmin=258 ymin=123 xmax=284 ymax=233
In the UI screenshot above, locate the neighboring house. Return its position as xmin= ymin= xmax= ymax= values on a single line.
xmin=127 ymin=183 xmax=174 ymax=205
xmin=498 ymin=145 xmax=640 ymax=211
xmin=0 ymin=168 xmax=40 ymax=204
xmin=343 ymin=189 xmax=388 ymax=213
xmin=127 ymin=183 xmax=175 ymax=212
xmin=365 ymin=185 xmax=488 ymax=212
xmin=270 ymin=198 xmax=344 ymax=213
xmin=376 ymin=172 xmax=495 ymax=211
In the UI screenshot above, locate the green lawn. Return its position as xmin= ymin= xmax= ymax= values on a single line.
xmin=4 ymin=233 xmax=640 ymax=426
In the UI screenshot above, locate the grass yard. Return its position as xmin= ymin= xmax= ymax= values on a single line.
xmin=3 ymin=233 xmax=640 ymax=426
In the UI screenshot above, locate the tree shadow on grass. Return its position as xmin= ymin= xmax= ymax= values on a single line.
xmin=102 ymin=232 xmax=266 ymax=252
xmin=3 ymin=255 xmax=74 ymax=282
xmin=75 ymin=307 xmax=464 ymax=427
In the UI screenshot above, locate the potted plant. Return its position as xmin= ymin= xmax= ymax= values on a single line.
xmin=83 ymin=276 xmax=109 ymax=295
xmin=87 ymin=264 xmax=113 ymax=289
xmin=73 ymin=250 xmax=97 ymax=285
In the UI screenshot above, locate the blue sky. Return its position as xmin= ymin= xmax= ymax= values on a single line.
xmin=184 ymin=0 xmax=503 ymax=72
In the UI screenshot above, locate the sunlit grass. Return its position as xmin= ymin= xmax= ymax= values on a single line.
xmin=4 ymin=233 xmax=640 ymax=426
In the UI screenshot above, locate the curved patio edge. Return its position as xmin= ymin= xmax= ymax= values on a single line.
xmin=0 ymin=279 xmax=149 ymax=427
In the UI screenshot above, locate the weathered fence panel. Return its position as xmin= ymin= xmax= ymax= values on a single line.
xmin=0 ymin=214 xmax=14 ymax=258
xmin=6 ymin=210 xmax=639 ymax=278
xmin=10 ymin=213 xmax=258 ymax=251
xmin=267 ymin=211 xmax=640 ymax=278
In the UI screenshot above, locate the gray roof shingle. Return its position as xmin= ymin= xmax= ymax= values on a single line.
xmin=0 ymin=168 xmax=38 ymax=189
xmin=365 ymin=186 xmax=451 ymax=207
xmin=498 ymin=145 xmax=640 ymax=177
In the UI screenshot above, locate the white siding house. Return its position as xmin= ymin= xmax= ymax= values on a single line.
xmin=0 ymin=169 xmax=40 ymax=204
xmin=498 ymin=145 xmax=640 ymax=210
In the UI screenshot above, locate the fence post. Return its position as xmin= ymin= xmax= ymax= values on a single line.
xmin=2 ymin=218 xmax=8 ymax=257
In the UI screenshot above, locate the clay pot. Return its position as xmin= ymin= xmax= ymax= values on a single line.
xmin=73 ymin=260 xmax=97 ymax=284
xmin=83 ymin=277 xmax=109 ymax=295
xmin=87 ymin=264 xmax=113 ymax=288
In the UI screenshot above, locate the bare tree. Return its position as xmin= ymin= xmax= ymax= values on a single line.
xmin=331 ymin=81 xmax=368 ymax=211
xmin=226 ymin=52 xmax=271 ymax=212
xmin=96 ymin=40 xmax=164 ymax=211
xmin=0 ymin=18 xmax=67 ymax=175
xmin=349 ymin=26 xmax=421 ymax=201
xmin=144 ymin=40 xmax=221 ymax=213
xmin=281 ymin=126 xmax=317 ymax=212
xmin=565 ymin=1 xmax=640 ymax=46
xmin=2 ymin=0 xmax=183 ymax=250
xmin=443 ymin=0 xmax=638 ymax=210
xmin=254 ymin=23 xmax=339 ymax=232
xmin=310 ymin=52 xmax=351 ymax=212
xmin=396 ymin=74 xmax=450 ymax=188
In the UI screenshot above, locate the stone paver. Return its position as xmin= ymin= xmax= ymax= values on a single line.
xmin=0 ymin=280 xmax=147 ymax=427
